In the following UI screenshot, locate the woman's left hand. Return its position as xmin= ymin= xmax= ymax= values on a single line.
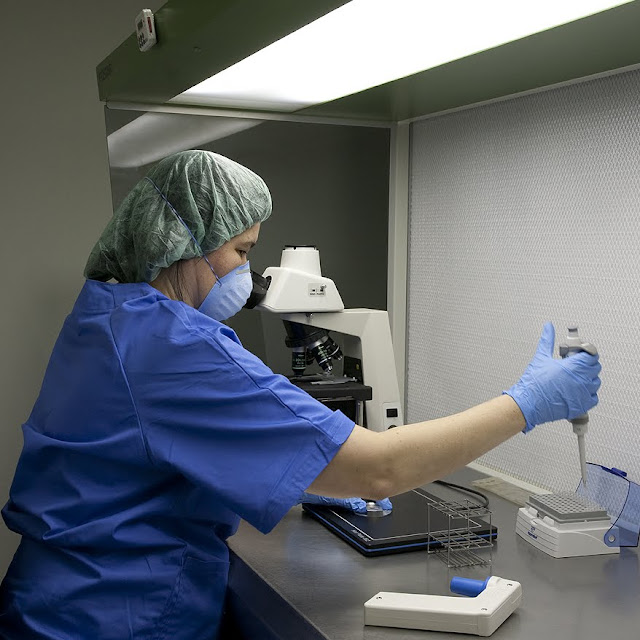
xmin=299 ymin=492 xmax=392 ymax=514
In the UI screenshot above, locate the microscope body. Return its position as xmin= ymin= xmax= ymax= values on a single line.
xmin=256 ymin=246 xmax=403 ymax=432
xmin=279 ymin=310 xmax=404 ymax=431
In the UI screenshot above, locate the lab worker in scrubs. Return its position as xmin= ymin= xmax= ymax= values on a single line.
xmin=0 ymin=150 xmax=601 ymax=640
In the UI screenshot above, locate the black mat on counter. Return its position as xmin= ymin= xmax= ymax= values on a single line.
xmin=302 ymin=487 xmax=497 ymax=556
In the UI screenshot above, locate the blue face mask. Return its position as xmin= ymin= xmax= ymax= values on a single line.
xmin=198 ymin=262 xmax=253 ymax=322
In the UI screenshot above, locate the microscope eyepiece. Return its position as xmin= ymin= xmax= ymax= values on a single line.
xmin=244 ymin=272 xmax=271 ymax=309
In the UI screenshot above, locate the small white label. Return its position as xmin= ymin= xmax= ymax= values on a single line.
xmin=136 ymin=9 xmax=157 ymax=52
xmin=308 ymin=283 xmax=327 ymax=296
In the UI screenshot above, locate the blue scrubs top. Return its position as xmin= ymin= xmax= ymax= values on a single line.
xmin=0 ymin=280 xmax=354 ymax=639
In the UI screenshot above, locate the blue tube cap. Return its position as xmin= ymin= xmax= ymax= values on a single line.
xmin=450 ymin=576 xmax=491 ymax=597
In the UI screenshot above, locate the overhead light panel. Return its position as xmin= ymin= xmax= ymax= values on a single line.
xmin=107 ymin=113 xmax=262 ymax=168
xmin=171 ymin=0 xmax=632 ymax=112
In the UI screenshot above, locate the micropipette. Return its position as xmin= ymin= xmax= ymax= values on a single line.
xmin=559 ymin=327 xmax=598 ymax=488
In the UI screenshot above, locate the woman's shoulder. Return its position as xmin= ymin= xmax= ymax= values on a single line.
xmin=107 ymin=290 xmax=242 ymax=361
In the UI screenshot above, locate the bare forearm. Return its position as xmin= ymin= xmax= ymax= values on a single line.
xmin=307 ymin=395 xmax=525 ymax=499
xmin=377 ymin=395 xmax=524 ymax=495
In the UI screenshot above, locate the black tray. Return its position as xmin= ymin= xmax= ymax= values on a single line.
xmin=302 ymin=487 xmax=497 ymax=556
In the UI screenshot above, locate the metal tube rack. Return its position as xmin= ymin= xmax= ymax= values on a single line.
xmin=427 ymin=499 xmax=494 ymax=568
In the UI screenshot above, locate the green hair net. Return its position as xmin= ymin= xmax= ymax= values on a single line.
xmin=85 ymin=150 xmax=272 ymax=283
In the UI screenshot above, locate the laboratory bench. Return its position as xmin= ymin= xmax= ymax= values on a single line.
xmin=222 ymin=468 xmax=639 ymax=639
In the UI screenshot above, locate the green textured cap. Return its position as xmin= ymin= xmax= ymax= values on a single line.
xmin=85 ymin=150 xmax=272 ymax=283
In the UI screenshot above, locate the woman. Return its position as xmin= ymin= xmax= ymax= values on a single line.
xmin=0 ymin=150 xmax=601 ymax=639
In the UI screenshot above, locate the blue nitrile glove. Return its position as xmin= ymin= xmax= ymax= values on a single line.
xmin=504 ymin=322 xmax=601 ymax=433
xmin=299 ymin=492 xmax=392 ymax=514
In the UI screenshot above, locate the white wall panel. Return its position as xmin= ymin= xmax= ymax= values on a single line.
xmin=408 ymin=68 xmax=640 ymax=491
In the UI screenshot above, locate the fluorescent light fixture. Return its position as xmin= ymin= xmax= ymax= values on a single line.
xmin=171 ymin=0 xmax=632 ymax=111
xmin=108 ymin=113 xmax=262 ymax=168
xmin=111 ymin=0 xmax=631 ymax=168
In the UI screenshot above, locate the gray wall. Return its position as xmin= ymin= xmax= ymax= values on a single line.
xmin=407 ymin=67 xmax=640 ymax=492
xmin=0 ymin=0 xmax=165 ymax=577
xmin=215 ymin=121 xmax=390 ymax=374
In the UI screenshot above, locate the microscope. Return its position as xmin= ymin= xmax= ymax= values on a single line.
xmin=255 ymin=246 xmax=403 ymax=431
